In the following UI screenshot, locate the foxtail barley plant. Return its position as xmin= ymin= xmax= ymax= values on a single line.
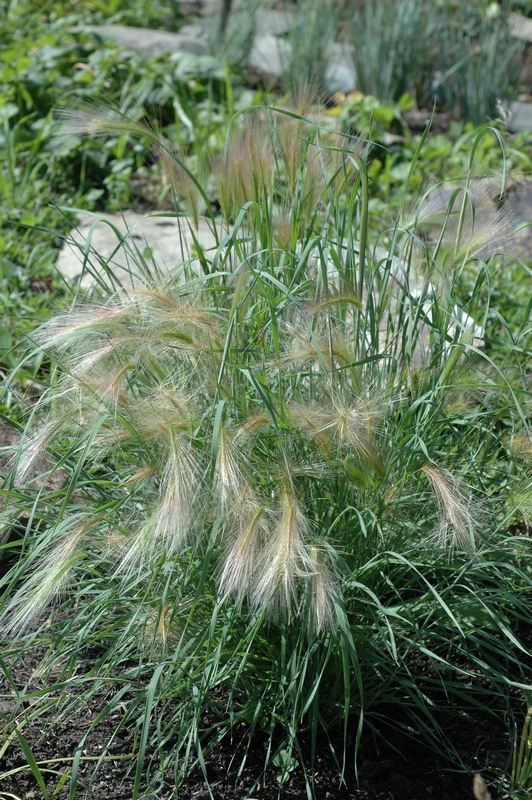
xmin=1 ymin=105 xmax=531 ymax=795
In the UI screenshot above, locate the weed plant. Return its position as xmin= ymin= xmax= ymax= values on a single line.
xmin=0 ymin=106 xmax=531 ymax=797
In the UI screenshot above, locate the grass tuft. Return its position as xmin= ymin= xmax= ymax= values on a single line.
xmin=1 ymin=101 xmax=531 ymax=797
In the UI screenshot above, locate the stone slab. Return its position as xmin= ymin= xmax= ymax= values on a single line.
xmin=508 ymin=101 xmax=532 ymax=133
xmin=326 ymin=44 xmax=356 ymax=94
xmin=248 ymin=31 xmax=285 ymax=79
xmin=508 ymin=180 xmax=532 ymax=262
xmin=256 ymin=8 xmax=294 ymax=35
xmin=56 ymin=212 xmax=224 ymax=291
xmin=509 ymin=12 xmax=532 ymax=43
xmin=74 ymin=24 xmax=207 ymax=58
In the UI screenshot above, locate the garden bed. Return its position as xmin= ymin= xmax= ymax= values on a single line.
xmin=1 ymin=2 xmax=531 ymax=799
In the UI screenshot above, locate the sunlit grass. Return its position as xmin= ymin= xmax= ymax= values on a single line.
xmin=0 ymin=103 xmax=531 ymax=799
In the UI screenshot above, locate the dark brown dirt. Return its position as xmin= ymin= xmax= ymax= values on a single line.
xmin=0 ymin=634 xmax=514 ymax=800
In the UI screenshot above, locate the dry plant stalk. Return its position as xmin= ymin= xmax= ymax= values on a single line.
xmin=422 ymin=465 xmax=482 ymax=556
xmin=473 ymin=773 xmax=492 ymax=800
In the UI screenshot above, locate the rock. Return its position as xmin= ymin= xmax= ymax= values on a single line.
xmin=325 ymin=44 xmax=356 ymax=94
xmin=256 ymin=8 xmax=294 ymax=36
xmin=73 ymin=23 xmax=207 ymax=58
xmin=0 ymin=699 xmax=17 ymax=717
xmin=180 ymin=0 xmax=204 ymax=13
xmin=56 ymin=211 xmax=224 ymax=291
xmin=509 ymin=12 xmax=532 ymax=43
xmin=507 ymin=179 xmax=532 ymax=261
xmin=248 ymin=31 xmax=286 ymax=79
xmin=508 ymin=100 xmax=532 ymax=133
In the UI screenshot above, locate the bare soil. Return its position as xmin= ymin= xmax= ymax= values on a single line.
xmin=0 ymin=632 xmax=515 ymax=800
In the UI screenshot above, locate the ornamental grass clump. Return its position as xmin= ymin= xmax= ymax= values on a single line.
xmin=433 ymin=2 xmax=524 ymax=126
xmin=349 ymin=0 xmax=433 ymax=103
xmin=1 ymin=107 xmax=531 ymax=795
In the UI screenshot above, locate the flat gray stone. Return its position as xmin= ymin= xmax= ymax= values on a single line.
xmin=0 ymin=696 xmax=17 ymax=717
xmin=508 ymin=101 xmax=532 ymax=133
xmin=56 ymin=212 xmax=225 ymax=291
xmin=75 ymin=24 xmax=207 ymax=58
xmin=248 ymin=31 xmax=285 ymax=78
xmin=509 ymin=12 xmax=532 ymax=43
xmin=325 ymin=44 xmax=356 ymax=94
xmin=508 ymin=180 xmax=532 ymax=261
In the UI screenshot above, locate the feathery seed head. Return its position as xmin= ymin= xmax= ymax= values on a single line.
xmin=119 ymin=431 xmax=200 ymax=572
xmin=213 ymin=427 xmax=246 ymax=515
xmin=274 ymin=320 xmax=360 ymax=374
xmin=71 ymin=337 xmax=142 ymax=378
xmin=156 ymin=602 xmax=174 ymax=647
xmin=80 ymin=363 xmax=135 ymax=407
xmin=508 ymin=429 xmax=532 ymax=462
xmin=292 ymin=389 xmax=388 ymax=466
xmin=308 ymin=546 xmax=336 ymax=633
xmin=234 ymin=413 xmax=273 ymax=442
xmin=276 ymin=113 xmax=316 ymax=195
xmin=126 ymin=386 xmax=198 ymax=444
xmin=252 ymin=489 xmax=314 ymax=620
xmin=407 ymin=180 xmax=515 ymax=274
xmin=299 ymin=150 xmax=326 ymax=223
xmin=55 ymin=106 xmax=135 ymax=139
xmin=134 ymin=289 xmax=219 ymax=334
xmin=157 ymin=145 xmax=205 ymax=229
xmin=103 ymin=529 xmax=130 ymax=550
xmin=125 ymin=465 xmax=156 ymax=485
xmin=422 ymin=465 xmax=482 ymax=556
xmin=12 ymin=418 xmax=69 ymax=485
xmin=36 ymin=304 xmax=132 ymax=350
xmin=473 ymin=774 xmax=492 ymax=800
xmin=271 ymin=210 xmax=295 ymax=251
xmin=214 ymin=118 xmax=275 ymax=217
xmin=3 ymin=517 xmax=94 ymax=635
xmin=218 ymin=489 xmax=268 ymax=607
